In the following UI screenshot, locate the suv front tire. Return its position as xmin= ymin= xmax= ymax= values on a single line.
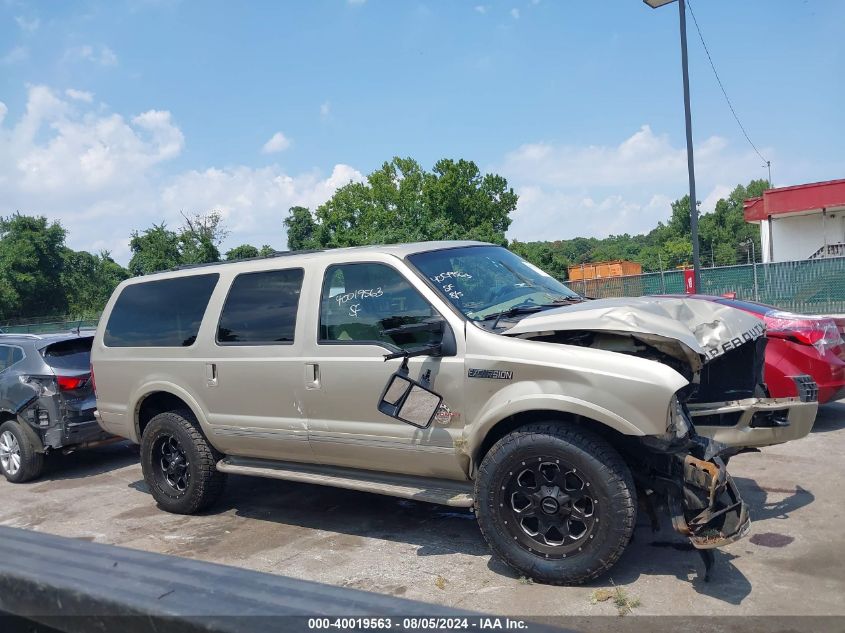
xmin=474 ymin=422 xmax=637 ymax=585
xmin=140 ymin=409 xmax=227 ymax=514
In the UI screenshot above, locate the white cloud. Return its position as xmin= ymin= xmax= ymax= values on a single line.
xmin=65 ymin=88 xmax=94 ymax=103
xmin=510 ymin=8 xmax=520 ymax=19
xmin=320 ymin=101 xmax=331 ymax=119
xmin=501 ymin=125 xmax=758 ymax=189
xmin=1 ymin=46 xmax=29 ymax=65
xmin=0 ymin=85 xmax=364 ymax=261
xmin=474 ymin=5 xmax=488 ymax=14
xmin=64 ymin=45 xmax=118 ymax=67
xmin=262 ymin=131 xmax=291 ymax=154
xmin=161 ymin=164 xmax=364 ymax=246
xmin=502 ymin=125 xmax=768 ymax=242
xmin=15 ymin=16 xmax=40 ymax=32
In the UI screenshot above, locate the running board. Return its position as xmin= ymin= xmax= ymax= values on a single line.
xmin=216 ymin=457 xmax=474 ymax=508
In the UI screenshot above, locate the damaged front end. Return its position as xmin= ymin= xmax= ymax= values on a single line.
xmin=632 ymin=403 xmax=751 ymax=572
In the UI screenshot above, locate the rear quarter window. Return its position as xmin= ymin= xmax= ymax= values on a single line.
xmin=104 ymin=274 xmax=219 ymax=347
xmin=42 ymin=337 xmax=93 ymax=371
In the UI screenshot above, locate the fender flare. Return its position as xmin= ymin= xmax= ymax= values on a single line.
xmin=466 ymin=393 xmax=645 ymax=463
xmin=130 ymin=382 xmax=211 ymax=444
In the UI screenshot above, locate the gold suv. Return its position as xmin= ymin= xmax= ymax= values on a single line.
xmin=92 ymin=242 xmax=817 ymax=584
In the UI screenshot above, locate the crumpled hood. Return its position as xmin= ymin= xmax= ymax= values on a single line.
xmin=503 ymin=296 xmax=766 ymax=371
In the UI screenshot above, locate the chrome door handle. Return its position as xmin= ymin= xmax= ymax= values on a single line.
xmin=305 ymin=363 xmax=320 ymax=390
xmin=205 ymin=363 xmax=218 ymax=387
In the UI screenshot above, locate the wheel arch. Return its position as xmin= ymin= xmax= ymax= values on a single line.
xmin=469 ymin=401 xmax=642 ymax=476
xmin=132 ymin=384 xmax=210 ymax=444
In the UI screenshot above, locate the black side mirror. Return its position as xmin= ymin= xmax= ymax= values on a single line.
xmin=377 ymin=373 xmax=442 ymax=429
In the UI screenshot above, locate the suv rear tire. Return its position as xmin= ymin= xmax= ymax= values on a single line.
xmin=0 ymin=419 xmax=45 ymax=483
xmin=474 ymin=422 xmax=636 ymax=585
xmin=140 ymin=409 xmax=226 ymax=514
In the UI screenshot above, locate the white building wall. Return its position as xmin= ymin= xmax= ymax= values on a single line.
xmin=770 ymin=211 xmax=845 ymax=262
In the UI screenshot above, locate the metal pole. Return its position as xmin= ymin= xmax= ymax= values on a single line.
xmin=678 ymin=0 xmax=700 ymax=292
xmin=750 ymin=239 xmax=759 ymax=301
xmin=658 ymin=252 xmax=666 ymax=293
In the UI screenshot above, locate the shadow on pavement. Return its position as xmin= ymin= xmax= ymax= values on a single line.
xmin=812 ymin=401 xmax=845 ymax=433
xmin=35 ymin=441 xmax=138 ymax=482
xmin=127 ymin=472 xmax=754 ymax=603
xmin=734 ymin=476 xmax=815 ymax=521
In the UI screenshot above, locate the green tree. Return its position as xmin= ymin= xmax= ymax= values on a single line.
xmin=0 ymin=214 xmax=68 ymax=320
xmin=288 ymin=157 xmax=516 ymax=250
xmin=179 ymin=211 xmax=228 ymax=265
xmin=225 ymin=244 xmax=261 ymax=260
xmin=258 ymin=244 xmax=276 ymax=257
xmin=284 ymin=206 xmax=320 ymax=250
xmin=128 ymin=224 xmax=182 ymax=276
xmin=62 ymin=249 xmax=129 ymax=316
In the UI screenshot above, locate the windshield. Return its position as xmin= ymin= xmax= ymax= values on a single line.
xmin=408 ymin=246 xmax=581 ymax=321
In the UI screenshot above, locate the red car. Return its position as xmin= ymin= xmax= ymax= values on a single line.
xmin=668 ymin=295 xmax=845 ymax=404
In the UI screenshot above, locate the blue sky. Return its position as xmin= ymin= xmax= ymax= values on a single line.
xmin=1 ymin=0 xmax=843 ymax=261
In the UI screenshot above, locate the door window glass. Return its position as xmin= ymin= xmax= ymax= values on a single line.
xmin=319 ymin=263 xmax=439 ymax=349
xmin=217 ymin=269 xmax=304 ymax=344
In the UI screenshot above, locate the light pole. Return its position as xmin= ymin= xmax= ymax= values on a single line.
xmin=643 ymin=0 xmax=701 ymax=292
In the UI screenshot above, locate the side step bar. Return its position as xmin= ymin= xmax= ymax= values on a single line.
xmin=217 ymin=457 xmax=474 ymax=508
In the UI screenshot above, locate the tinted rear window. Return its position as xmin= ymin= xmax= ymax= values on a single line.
xmin=217 ymin=269 xmax=304 ymax=344
xmin=42 ymin=337 xmax=93 ymax=371
xmin=104 ymin=274 xmax=219 ymax=347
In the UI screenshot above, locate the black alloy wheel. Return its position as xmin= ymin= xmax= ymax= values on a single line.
xmin=154 ymin=434 xmax=190 ymax=494
xmin=502 ymin=458 xmax=597 ymax=558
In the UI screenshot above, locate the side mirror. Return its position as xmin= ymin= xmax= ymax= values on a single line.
xmin=377 ymin=372 xmax=442 ymax=429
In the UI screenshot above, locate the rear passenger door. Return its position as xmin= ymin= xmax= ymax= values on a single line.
xmin=200 ymin=267 xmax=315 ymax=462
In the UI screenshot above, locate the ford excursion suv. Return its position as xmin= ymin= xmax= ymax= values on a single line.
xmin=91 ymin=242 xmax=818 ymax=584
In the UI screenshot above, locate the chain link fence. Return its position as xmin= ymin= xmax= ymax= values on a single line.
xmin=0 ymin=316 xmax=100 ymax=334
xmin=567 ymin=256 xmax=845 ymax=315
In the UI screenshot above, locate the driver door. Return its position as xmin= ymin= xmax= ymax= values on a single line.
xmin=301 ymin=260 xmax=468 ymax=480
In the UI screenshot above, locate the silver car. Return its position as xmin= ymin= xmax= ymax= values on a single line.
xmin=91 ymin=242 xmax=817 ymax=584
xmin=0 ymin=332 xmax=110 ymax=482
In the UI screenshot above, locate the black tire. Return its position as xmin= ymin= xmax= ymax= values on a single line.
xmin=0 ymin=420 xmax=45 ymax=483
xmin=474 ymin=422 xmax=636 ymax=585
xmin=140 ymin=409 xmax=226 ymax=514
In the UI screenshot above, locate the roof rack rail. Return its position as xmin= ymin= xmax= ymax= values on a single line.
xmin=169 ymin=249 xmax=324 ymax=272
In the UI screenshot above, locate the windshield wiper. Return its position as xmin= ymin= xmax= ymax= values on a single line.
xmin=487 ymin=304 xmax=546 ymax=330
xmin=487 ymin=297 xmax=583 ymax=330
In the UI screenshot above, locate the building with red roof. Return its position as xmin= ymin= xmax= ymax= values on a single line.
xmin=744 ymin=178 xmax=845 ymax=263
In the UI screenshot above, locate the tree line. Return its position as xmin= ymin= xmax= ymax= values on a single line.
xmin=0 ymin=155 xmax=763 ymax=323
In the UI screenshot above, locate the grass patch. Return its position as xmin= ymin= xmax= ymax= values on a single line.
xmin=590 ymin=582 xmax=641 ymax=616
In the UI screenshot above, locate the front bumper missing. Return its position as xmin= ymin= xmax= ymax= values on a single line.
xmin=670 ymin=454 xmax=750 ymax=549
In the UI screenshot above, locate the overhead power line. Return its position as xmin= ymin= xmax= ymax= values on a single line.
xmin=685 ymin=0 xmax=771 ymax=178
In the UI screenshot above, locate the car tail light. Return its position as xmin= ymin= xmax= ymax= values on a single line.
xmin=90 ymin=363 xmax=97 ymax=395
xmin=764 ymin=311 xmax=844 ymax=355
xmin=56 ymin=375 xmax=89 ymax=391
